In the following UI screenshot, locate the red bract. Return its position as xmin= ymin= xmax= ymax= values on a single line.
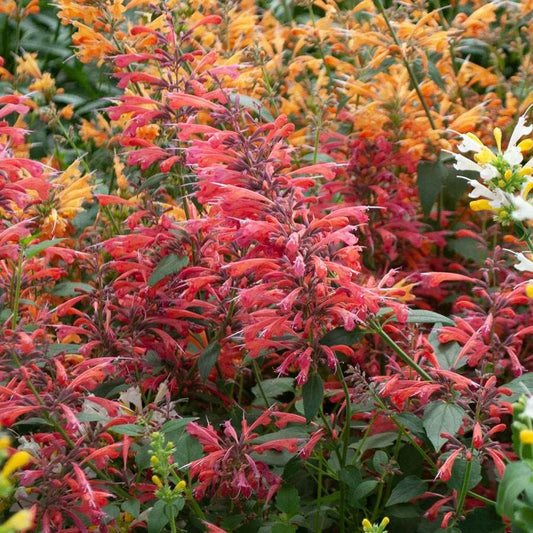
xmin=187 ymin=410 xmax=301 ymax=501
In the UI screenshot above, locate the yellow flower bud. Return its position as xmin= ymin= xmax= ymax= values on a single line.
xmin=469 ymin=199 xmax=492 ymax=212
xmin=380 ymin=517 xmax=390 ymax=527
xmin=474 ymin=147 xmax=496 ymax=164
xmin=526 ymin=284 xmax=533 ymax=299
xmin=152 ymin=475 xmax=163 ymax=487
xmin=494 ymin=127 xmax=502 ymax=153
xmin=175 ymin=480 xmax=186 ymax=492
xmin=362 ymin=518 xmax=373 ymax=531
xmin=0 ymin=437 xmax=10 ymax=451
xmin=466 ymin=132 xmax=484 ymax=146
xmin=150 ymin=456 xmax=159 ymax=466
xmin=504 ymin=169 xmax=513 ymax=180
xmin=0 ymin=508 xmax=34 ymax=531
xmin=518 ymin=139 xmax=533 ymax=152
xmin=1 ymin=452 xmax=32 ymax=478
xmin=523 ymin=181 xmax=533 ymax=198
xmin=520 ymin=429 xmax=533 ymax=444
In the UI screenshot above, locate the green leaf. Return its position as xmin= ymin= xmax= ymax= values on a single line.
xmin=386 ymin=504 xmax=420 ymax=518
xmin=417 ymin=160 xmax=445 ymax=217
xmin=77 ymin=412 xmax=108 ymax=423
xmin=460 ymin=506 xmax=505 ymax=533
xmin=372 ymin=450 xmax=389 ymax=474
xmin=103 ymin=504 xmax=121 ymax=520
xmin=395 ymin=412 xmax=427 ymax=440
xmin=109 ymin=424 xmax=145 ymax=436
xmin=197 ymin=342 xmax=220 ymax=382
xmin=122 ymin=499 xmax=140 ymax=519
xmin=52 ymin=282 xmax=95 ymax=296
xmin=25 ymin=238 xmax=65 ymax=259
xmin=496 ymin=461 xmax=533 ymax=519
xmin=137 ymin=172 xmax=168 ymax=194
xmin=353 ymin=432 xmax=398 ymax=454
xmin=148 ymin=254 xmax=189 ymax=287
xmin=447 ymin=456 xmax=482 ymax=491
xmin=252 ymin=427 xmax=309 ymax=444
xmin=503 ymin=373 xmax=533 ymax=402
xmin=448 ymin=238 xmax=487 ymax=264
xmin=339 ymin=465 xmax=363 ymax=490
xmin=161 ymin=418 xmax=198 ymax=434
xmin=302 ymin=373 xmax=323 ymax=422
xmin=276 ymin=486 xmax=300 ymax=517
xmin=406 ymin=309 xmax=455 ymax=326
xmin=442 ymin=167 xmax=470 ymax=210
xmin=352 ymin=480 xmax=378 ymax=501
xmin=320 ymin=327 xmax=364 ymax=347
xmin=229 ymin=93 xmax=274 ymax=122
xmin=271 ymin=524 xmax=297 ymax=533
xmin=46 ymin=344 xmax=80 ymax=356
xmin=252 ymin=378 xmax=294 ymax=403
xmin=376 ymin=308 xmax=455 ymax=326
xmin=301 ymin=152 xmax=337 ymax=163
xmin=386 ymin=476 xmax=427 ymax=506
xmin=428 ymin=59 xmax=446 ymax=91
xmin=428 ymin=325 xmax=464 ymax=370
xmin=172 ymin=432 xmax=203 ymax=468
xmin=147 ymin=500 xmax=169 ymax=533
xmin=423 ymin=401 xmax=465 ymax=451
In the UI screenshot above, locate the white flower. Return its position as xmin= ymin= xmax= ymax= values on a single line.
xmin=442 ymin=150 xmax=483 ymax=173
xmin=479 ymin=165 xmax=499 ymax=180
xmin=453 ymin=132 xmax=484 ymax=154
xmin=503 ymin=111 xmax=533 ymax=166
xmin=511 ymin=196 xmax=533 ymax=221
xmin=443 ymin=150 xmax=499 ymax=182
xmin=468 ymin=180 xmax=507 ymax=208
xmin=514 ymin=252 xmax=533 ymax=273
xmin=525 ymin=396 xmax=533 ymax=419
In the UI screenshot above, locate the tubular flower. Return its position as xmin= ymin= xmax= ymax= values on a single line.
xmin=446 ymin=110 xmax=533 ymax=220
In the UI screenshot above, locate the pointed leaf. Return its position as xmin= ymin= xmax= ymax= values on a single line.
xmin=302 ymin=374 xmax=323 ymax=422
xmin=386 ymin=476 xmax=427 ymax=507
xmin=25 ymin=238 xmax=66 ymax=259
xmin=320 ymin=327 xmax=364 ymax=346
xmin=197 ymin=342 xmax=220 ymax=382
xmin=417 ymin=161 xmax=445 ymax=217
xmin=496 ymin=461 xmax=533 ymax=519
xmin=423 ymin=401 xmax=465 ymax=451
xmin=148 ymin=254 xmax=189 ymax=287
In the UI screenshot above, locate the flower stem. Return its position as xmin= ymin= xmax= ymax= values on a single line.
xmin=372 ymin=0 xmax=437 ymax=131
xmin=369 ymin=319 xmax=432 ymax=381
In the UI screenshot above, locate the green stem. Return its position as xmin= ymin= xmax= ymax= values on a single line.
xmin=336 ymin=364 xmax=351 ymax=464
xmin=169 ymin=506 xmax=177 ymax=533
xmin=314 ymin=447 xmax=323 ymax=533
xmin=369 ymin=319 xmax=432 ymax=381
xmin=454 ymin=448 xmax=473 ymax=522
xmin=372 ymin=0 xmax=437 ymax=131
xmin=252 ymin=360 xmax=270 ymax=406
xmin=11 ymin=251 xmax=24 ymax=329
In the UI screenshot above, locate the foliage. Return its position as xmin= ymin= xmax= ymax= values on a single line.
xmin=1 ymin=0 xmax=533 ymax=531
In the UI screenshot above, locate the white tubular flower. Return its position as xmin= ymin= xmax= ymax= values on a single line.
xmin=442 ymin=150 xmax=484 ymax=173
xmin=479 ymin=165 xmax=499 ymax=180
xmin=511 ymin=196 xmax=533 ymax=221
xmin=506 ymin=113 xmax=533 ymax=160
xmin=514 ymin=252 xmax=533 ymax=273
xmin=468 ymin=180 xmax=507 ymax=208
xmin=454 ymin=132 xmax=484 ymax=154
